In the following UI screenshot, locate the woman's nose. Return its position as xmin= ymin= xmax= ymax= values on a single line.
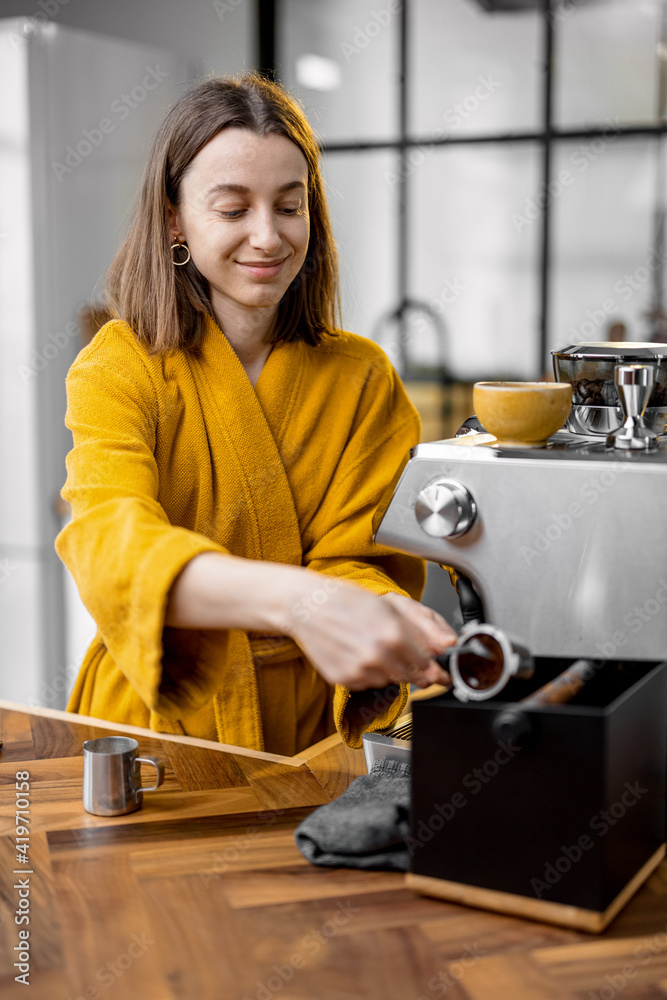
xmin=249 ymin=209 xmax=282 ymax=252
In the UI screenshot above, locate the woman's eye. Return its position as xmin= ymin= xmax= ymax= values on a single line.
xmin=216 ymin=204 xmax=302 ymax=218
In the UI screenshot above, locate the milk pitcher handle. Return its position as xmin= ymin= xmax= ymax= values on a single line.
xmin=134 ymin=756 xmax=165 ymax=792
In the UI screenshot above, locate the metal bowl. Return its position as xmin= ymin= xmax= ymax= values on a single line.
xmin=552 ymin=342 xmax=667 ymax=408
xmin=566 ymin=405 xmax=622 ymax=435
xmin=566 ymin=403 xmax=667 ymax=436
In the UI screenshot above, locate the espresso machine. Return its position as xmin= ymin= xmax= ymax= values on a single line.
xmin=370 ymin=344 xmax=667 ymax=932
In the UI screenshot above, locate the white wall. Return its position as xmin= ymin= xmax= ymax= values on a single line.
xmin=0 ymin=27 xmax=42 ymax=703
xmin=0 ymin=0 xmax=254 ymax=80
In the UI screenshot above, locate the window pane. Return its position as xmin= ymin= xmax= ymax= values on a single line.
xmin=409 ymin=0 xmax=542 ymax=138
xmin=278 ymin=0 xmax=398 ymax=143
xmin=408 ymin=144 xmax=542 ymax=379
xmin=555 ymin=0 xmax=661 ymax=128
xmin=550 ymin=137 xmax=661 ymax=353
xmin=322 ymin=151 xmax=397 ymax=340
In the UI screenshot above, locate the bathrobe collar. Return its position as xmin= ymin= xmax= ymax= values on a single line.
xmin=192 ymin=312 xmax=304 ymax=568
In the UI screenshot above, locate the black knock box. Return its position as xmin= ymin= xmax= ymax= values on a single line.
xmin=407 ymin=660 xmax=667 ymax=932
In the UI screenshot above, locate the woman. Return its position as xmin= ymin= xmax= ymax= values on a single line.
xmin=56 ymin=73 xmax=455 ymax=756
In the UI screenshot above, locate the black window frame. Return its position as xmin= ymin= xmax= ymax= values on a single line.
xmin=259 ymin=0 xmax=667 ymax=374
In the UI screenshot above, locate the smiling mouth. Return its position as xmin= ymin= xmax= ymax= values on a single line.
xmin=239 ymin=259 xmax=286 ymax=266
xmin=236 ymin=258 xmax=288 ymax=277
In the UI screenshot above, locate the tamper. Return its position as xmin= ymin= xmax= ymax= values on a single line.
xmin=607 ymin=364 xmax=658 ymax=451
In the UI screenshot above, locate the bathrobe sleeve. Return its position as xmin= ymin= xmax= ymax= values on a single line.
xmin=302 ymin=345 xmax=428 ymax=745
xmin=55 ymin=333 xmax=229 ymax=718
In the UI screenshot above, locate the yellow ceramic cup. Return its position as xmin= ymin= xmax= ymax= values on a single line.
xmin=473 ymin=381 xmax=572 ymax=448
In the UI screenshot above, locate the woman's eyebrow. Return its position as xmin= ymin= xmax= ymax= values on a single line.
xmin=205 ymin=180 xmax=306 ymax=199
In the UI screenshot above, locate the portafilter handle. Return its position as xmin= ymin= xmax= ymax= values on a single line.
xmin=607 ymin=364 xmax=658 ymax=451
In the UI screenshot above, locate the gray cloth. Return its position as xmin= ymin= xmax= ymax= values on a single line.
xmin=294 ymin=757 xmax=411 ymax=871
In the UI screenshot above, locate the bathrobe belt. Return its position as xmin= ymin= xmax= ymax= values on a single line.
xmin=248 ymin=633 xmax=304 ymax=665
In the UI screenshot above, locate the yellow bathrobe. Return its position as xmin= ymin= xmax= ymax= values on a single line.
xmin=55 ymin=315 xmax=426 ymax=755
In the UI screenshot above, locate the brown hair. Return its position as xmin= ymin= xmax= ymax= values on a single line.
xmin=106 ymin=73 xmax=340 ymax=353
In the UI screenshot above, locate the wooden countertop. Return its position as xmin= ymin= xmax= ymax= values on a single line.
xmin=1 ymin=700 xmax=667 ymax=1000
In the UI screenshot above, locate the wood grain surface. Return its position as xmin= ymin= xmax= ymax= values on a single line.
xmin=1 ymin=703 xmax=667 ymax=1000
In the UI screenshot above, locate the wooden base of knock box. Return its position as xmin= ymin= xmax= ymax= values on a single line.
xmin=406 ymin=843 xmax=666 ymax=933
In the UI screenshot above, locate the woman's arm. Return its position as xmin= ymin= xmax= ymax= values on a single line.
xmin=164 ymin=552 xmax=296 ymax=631
xmin=165 ymin=552 xmax=454 ymax=691
xmin=56 ymin=327 xmax=236 ymax=719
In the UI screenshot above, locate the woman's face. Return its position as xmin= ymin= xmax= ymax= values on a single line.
xmin=170 ymin=128 xmax=310 ymax=328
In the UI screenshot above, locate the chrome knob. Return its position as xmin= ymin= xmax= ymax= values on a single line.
xmin=415 ymin=478 xmax=476 ymax=538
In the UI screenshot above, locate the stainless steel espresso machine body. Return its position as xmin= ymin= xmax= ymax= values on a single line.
xmin=375 ymin=433 xmax=667 ymax=662
xmin=372 ymin=353 xmax=667 ymax=932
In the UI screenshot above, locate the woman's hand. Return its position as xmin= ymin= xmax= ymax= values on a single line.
xmin=380 ymin=591 xmax=456 ymax=687
xmin=285 ymin=574 xmax=456 ymax=692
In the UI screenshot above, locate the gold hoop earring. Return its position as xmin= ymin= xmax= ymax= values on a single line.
xmin=171 ymin=242 xmax=191 ymax=266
